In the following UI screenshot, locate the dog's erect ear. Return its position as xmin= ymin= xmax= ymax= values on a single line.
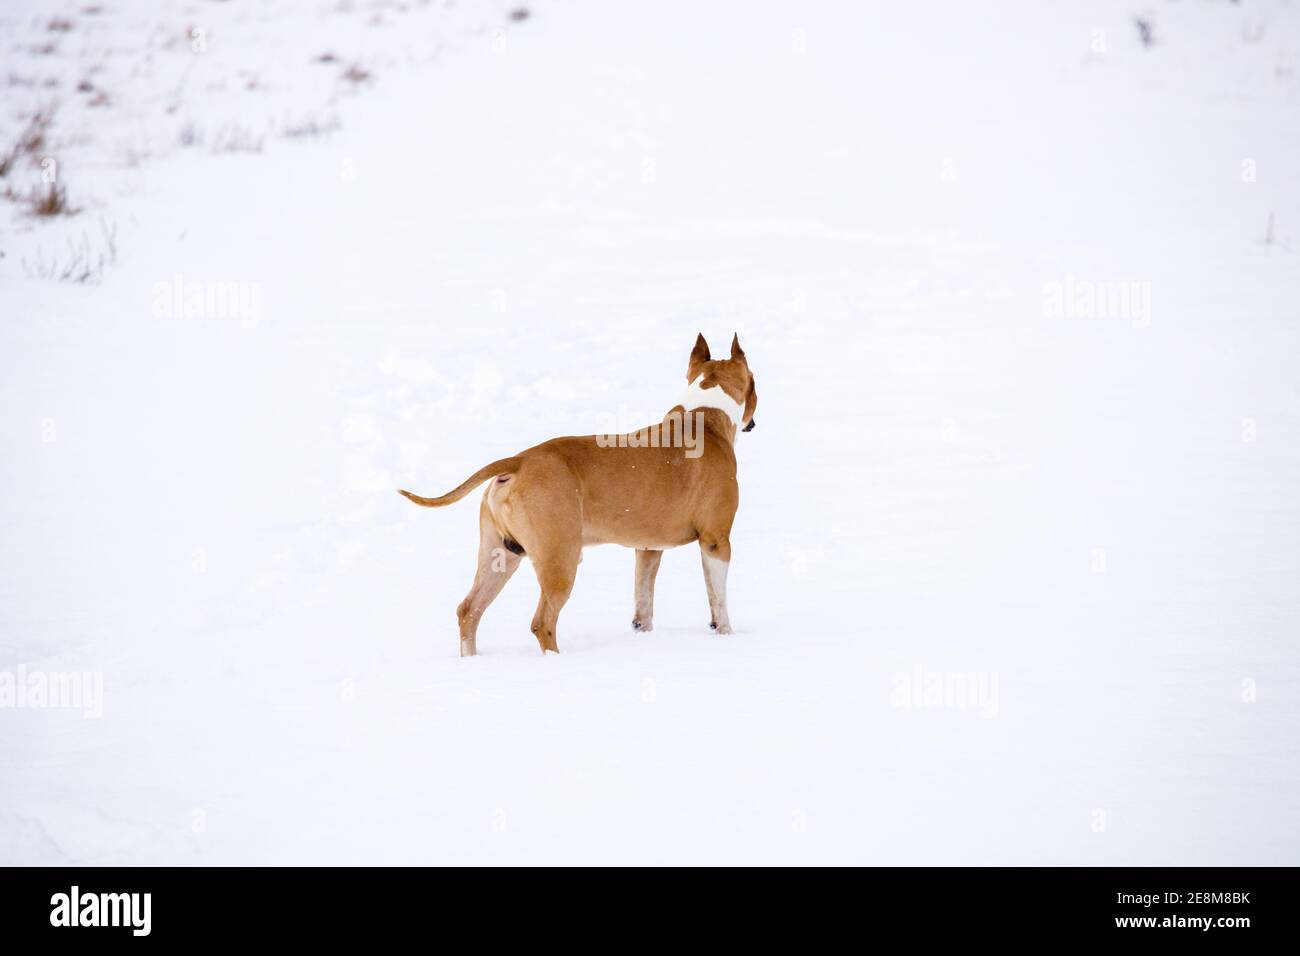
xmin=691 ymin=333 xmax=711 ymax=364
xmin=730 ymin=333 xmax=746 ymax=363
xmin=688 ymin=333 xmax=711 ymax=380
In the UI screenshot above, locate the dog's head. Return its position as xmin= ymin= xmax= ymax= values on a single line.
xmin=687 ymin=333 xmax=757 ymax=432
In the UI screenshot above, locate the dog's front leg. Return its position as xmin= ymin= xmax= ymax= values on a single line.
xmin=632 ymin=549 xmax=663 ymax=632
xmin=698 ymin=537 xmax=733 ymax=634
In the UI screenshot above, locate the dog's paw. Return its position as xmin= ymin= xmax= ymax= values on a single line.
xmin=710 ymin=621 xmax=733 ymax=635
xmin=632 ymin=618 xmax=653 ymax=632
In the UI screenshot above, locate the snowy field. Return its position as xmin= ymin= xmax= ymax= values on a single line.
xmin=1 ymin=0 xmax=1298 ymax=865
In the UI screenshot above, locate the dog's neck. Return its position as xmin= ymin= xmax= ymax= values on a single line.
xmin=675 ymin=377 xmax=745 ymax=432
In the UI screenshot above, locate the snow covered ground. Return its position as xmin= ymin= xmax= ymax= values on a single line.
xmin=1 ymin=0 xmax=1298 ymax=865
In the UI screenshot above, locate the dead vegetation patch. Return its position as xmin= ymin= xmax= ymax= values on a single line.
xmin=22 ymin=218 xmax=118 ymax=283
xmin=210 ymin=125 xmax=265 ymax=153
xmin=341 ymin=63 xmax=372 ymax=84
xmin=0 ymin=107 xmax=56 ymax=178
xmin=27 ymin=181 xmax=78 ymax=217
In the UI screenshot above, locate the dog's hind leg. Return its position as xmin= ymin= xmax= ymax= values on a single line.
xmin=632 ymin=549 xmax=663 ymax=632
xmin=529 ymin=547 xmax=578 ymax=654
xmin=456 ymin=495 xmax=522 ymax=657
xmin=698 ymin=534 xmax=733 ymax=635
xmin=502 ymin=462 xmax=583 ymax=654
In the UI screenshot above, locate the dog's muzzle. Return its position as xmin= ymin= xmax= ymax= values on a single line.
xmin=742 ymin=418 xmax=756 ymax=432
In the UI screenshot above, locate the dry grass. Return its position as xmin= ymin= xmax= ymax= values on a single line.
xmin=0 ymin=106 xmax=56 ymax=177
xmin=341 ymin=63 xmax=372 ymax=84
xmin=282 ymin=112 xmax=341 ymax=140
xmin=22 ymin=218 xmax=118 ymax=283
xmin=210 ymin=125 xmax=265 ymax=154
xmin=27 ymin=181 xmax=78 ymax=217
xmin=1134 ymin=17 xmax=1155 ymax=48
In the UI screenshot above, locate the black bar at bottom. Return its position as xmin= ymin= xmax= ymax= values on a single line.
xmin=0 ymin=866 xmax=1288 ymax=943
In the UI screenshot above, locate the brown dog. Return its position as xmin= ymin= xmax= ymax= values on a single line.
xmin=399 ymin=333 xmax=758 ymax=655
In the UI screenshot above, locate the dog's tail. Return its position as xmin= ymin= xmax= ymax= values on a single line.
xmin=398 ymin=457 xmax=522 ymax=508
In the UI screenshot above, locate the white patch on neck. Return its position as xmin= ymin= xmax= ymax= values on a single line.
xmin=677 ymin=376 xmax=745 ymax=427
